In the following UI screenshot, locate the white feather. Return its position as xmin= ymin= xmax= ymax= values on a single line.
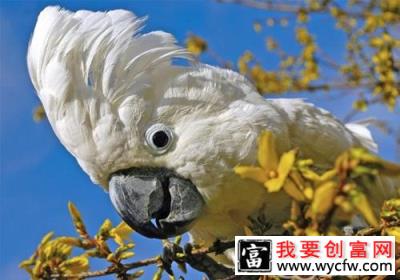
xmin=345 ymin=122 xmax=378 ymax=153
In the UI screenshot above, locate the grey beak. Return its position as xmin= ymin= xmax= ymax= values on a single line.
xmin=109 ymin=168 xmax=204 ymax=239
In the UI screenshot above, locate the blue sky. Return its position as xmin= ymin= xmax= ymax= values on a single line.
xmin=0 ymin=1 xmax=398 ymax=279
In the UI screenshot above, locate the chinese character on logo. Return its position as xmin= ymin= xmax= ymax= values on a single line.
xmin=242 ymin=243 xmax=268 ymax=268
xmin=324 ymin=240 xmax=343 ymax=258
xmin=373 ymin=241 xmax=392 ymax=258
xmin=237 ymin=239 xmax=272 ymax=272
xmin=349 ymin=240 xmax=368 ymax=258
xmin=300 ymin=240 xmax=320 ymax=258
xmin=276 ymin=240 xmax=296 ymax=258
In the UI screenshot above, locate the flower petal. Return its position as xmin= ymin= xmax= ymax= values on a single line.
xmin=234 ymin=166 xmax=268 ymax=184
xmin=60 ymin=256 xmax=89 ymax=274
xmin=384 ymin=227 xmax=400 ymax=244
xmin=350 ymin=189 xmax=379 ymax=227
xmin=278 ymin=149 xmax=297 ymax=177
xmin=283 ymin=179 xmax=306 ymax=201
xmin=264 ymin=177 xmax=285 ymax=192
xmin=257 ymin=131 xmax=279 ymax=171
xmin=264 ymin=149 xmax=297 ymax=192
xmin=110 ymin=222 xmax=133 ymax=246
xmin=311 ymin=180 xmax=337 ymax=217
xmin=319 ymin=169 xmax=337 ymax=181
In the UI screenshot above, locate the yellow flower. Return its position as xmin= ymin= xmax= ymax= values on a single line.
xmin=42 ymin=239 xmax=73 ymax=260
xmin=237 ymin=51 xmax=253 ymax=74
xmin=266 ymin=18 xmax=275 ymax=26
xmin=385 ymin=227 xmax=400 ymax=244
xmin=59 ymin=256 xmax=89 ymax=274
xmin=296 ymin=27 xmax=312 ymax=45
xmin=185 ymin=35 xmax=207 ymax=56
xmin=353 ymin=99 xmax=368 ymax=111
xmin=234 ymin=130 xmax=297 ymax=192
xmin=33 ymin=105 xmax=46 ymax=122
xmin=97 ymin=219 xmax=112 ymax=238
xmin=265 ymin=37 xmax=277 ymax=51
xmin=110 ymin=221 xmax=133 ymax=246
xmin=253 ymin=21 xmax=262 ymax=32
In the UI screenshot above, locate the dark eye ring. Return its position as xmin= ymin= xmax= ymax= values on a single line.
xmin=145 ymin=123 xmax=174 ymax=155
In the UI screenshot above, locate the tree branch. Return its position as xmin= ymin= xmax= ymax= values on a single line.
xmin=49 ymin=241 xmax=236 ymax=279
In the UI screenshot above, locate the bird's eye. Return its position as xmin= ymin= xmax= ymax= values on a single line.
xmin=145 ymin=123 xmax=174 ymax=155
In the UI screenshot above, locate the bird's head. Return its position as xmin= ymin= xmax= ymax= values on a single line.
xmin=28 ymin=7 xmax=276 ymax=239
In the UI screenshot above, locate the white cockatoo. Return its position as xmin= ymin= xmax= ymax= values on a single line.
xmin=28 ymin=7 xmax=398 ymax=264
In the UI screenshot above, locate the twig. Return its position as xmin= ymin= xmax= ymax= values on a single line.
xmin=217 ymin=0 xmax=365 ymax=17
xmin=342 ymin=96 xmax=381 ymax=123
xmin=50 ymin=256 xmax=160 ymax=279
xmin=356 ymin=220 xmax=400 ymax=236
xmin=218 ymin=0 xmax=302 ymax=13
xmin=49 ymin=241 xmax=236 ymax=279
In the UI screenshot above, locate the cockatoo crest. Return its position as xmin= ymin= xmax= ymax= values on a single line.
xmin=28 ymin=6 xmax=193 ymax=185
